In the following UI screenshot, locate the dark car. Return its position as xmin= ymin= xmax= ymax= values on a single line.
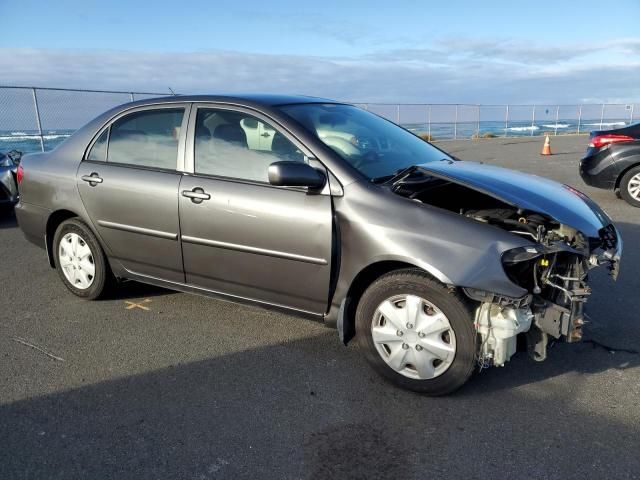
xmin=15 ymin=95 xmax=622 ymax=395
xmin=580 ymin=122 xmax=640 ymax=206
xmin=0 ymin=150 xmax=21 ymax=210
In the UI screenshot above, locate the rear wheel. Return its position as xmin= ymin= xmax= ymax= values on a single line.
xmin=355 ymin=269 xmax=476 ymax=395
xmin=53 ymin=218 xmax=112 ymax=299
xmin=620 ymin=166 xmax=640 ymax=207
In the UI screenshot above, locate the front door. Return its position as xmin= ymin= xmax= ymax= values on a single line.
xmin=77 ymin=105 xmax=188 ymax=282
xmin=179 ymin=106 xmax=333 ymax=313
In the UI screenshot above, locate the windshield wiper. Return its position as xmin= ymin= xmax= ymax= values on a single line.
xmin=370 ymin=165 xmax=420 ymax=184
xmin=371 ymin=158 xmax=453 ymax=185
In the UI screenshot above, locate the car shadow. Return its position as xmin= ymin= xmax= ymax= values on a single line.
xmin=0 ymin=208 xmax=17 ymax=229
xmin=2 ymin=221 xmax=638 ymax=478
xmin=1 ymin=328 xmax=638 ymax=479
xmin=109 ymin=279 xmax=175 ymax=300
xmin=581 ymin=221 xmax=640 ymax=349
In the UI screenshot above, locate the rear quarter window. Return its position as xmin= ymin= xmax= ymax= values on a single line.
xmin=87 ymin=129 xmax=108 ymax=161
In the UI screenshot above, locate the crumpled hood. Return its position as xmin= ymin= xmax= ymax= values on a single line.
xmin=419 ymin=160 xmax=612 ymax=238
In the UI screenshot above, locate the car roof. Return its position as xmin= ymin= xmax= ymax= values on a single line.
xmin=131 ymin=94 xmax=344 ymax=109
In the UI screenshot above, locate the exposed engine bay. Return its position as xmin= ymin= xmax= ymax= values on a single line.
xmin=392 ymin=171 xmax=622 ymax=368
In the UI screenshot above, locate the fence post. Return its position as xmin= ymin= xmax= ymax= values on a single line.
xmin=454 ymin=104 xmax=458 ymax=139
xmin=504 ymin=105 xmax=509 ymax=137
xmin=599 ymin=104 xmax=605 ymax=129
xmin=630 ymin=104 xmax=634 ymax=125
xmin=577 ymin=105 xmax=582 ymax=134
xmin=31 ymin=88 xmax=45 ymax=152
xmin=130 ymin=92 xmax=135 ymax=102
xmin=554 ymin=105 xmax=560 ymax=136
xmin=396 ymin=104 xmax=400 ymax=124
xmin=476 ymin=104 xmax=480 ymax=137
xmin=531 ymin=105 xmax=536 ymax=136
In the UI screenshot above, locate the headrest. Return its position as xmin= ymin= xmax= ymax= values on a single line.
xmin=213 ymin=123 xmax=247 ymax=147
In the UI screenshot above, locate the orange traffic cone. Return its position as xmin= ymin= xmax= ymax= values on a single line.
xmin=541 ymin=135 xmax=552 ymax=156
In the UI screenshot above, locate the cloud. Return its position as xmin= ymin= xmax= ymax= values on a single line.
xmin=233 ymin=9 xmax=421 ymax=47
xmin=0 ymin=41 xmax=638 ymax=105
xmin=370 ymin=37 xmax=640 ymax=66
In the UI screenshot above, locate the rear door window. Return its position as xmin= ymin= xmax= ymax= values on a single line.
xmin=107 ymin=108 xmax=184 ymax=170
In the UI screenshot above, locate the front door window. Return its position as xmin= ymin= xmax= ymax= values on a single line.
xmin=194 ymin=108 xmax=305 ymax=183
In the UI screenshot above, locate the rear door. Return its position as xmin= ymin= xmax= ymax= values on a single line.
xmin=179 ymin=104 xmax=333 ymax=314
xmin=77 ymin=104 xmax=189 ymax=282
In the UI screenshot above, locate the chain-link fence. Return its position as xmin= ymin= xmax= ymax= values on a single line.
xmin=0 ymin=86 xmax=172 ymax=154
xmin=357 ymin=103 xmax=638 ymax=141
xmin=1 ymin=85 xmax=638 ymax=154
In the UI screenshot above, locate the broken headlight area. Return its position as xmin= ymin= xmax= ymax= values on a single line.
xmin=471 ymin=221 xmax=621 ymax=369
xmin=463 ymin=212 xmax=621 ymax=369
xmin=468 ymin=248 xmax=591 ymax=370
xmin=591 ymin=223 xmax=622 ymax=280
xmin=502 ymin=248 xmax=590 ymax=355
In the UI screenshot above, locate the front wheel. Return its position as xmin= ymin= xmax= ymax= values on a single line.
xmin=620 ymin=166 xmax=640 ymax=207
xmin=356 ymin=269 xmax=476 ymax=395
xmin=53 ymin=218 xmax=113 ymax=299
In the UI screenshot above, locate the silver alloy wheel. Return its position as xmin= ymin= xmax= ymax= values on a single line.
xmin=58 ymin=232 xmax=96 ymax=290
xmin=371 ymin=294 xmax=456 ymax=380
xmin=628 ymin=173 xmax=640 ymax=201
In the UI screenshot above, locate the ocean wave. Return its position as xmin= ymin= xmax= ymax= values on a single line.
xmin=507 ymin=126 xmax=540 ymax=132
xmin=542 ymin=123 xmax=570 ymax=129
xmin=584 ymin=122 xmax=626 ymax=127
xmin=10 ymin=131 xmax=28 ymax=136
xmin=0 ymin=134 xmax=70 ymax=141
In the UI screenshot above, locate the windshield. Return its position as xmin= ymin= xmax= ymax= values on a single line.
xmin=279 ymin=103 xmax=451 ymax=181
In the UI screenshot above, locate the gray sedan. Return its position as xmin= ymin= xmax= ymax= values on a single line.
xmin=15 ymin=95 xmax=622 ymax=395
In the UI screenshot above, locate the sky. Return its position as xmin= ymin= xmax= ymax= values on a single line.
xmin=0 ymin=0 xmax=639 ymax=104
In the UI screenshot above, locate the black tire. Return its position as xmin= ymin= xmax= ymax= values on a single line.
xmin=355 ymin=269 xmax=476 ymax=395
xmin=619 ymin=166 xmax=640 ymax=207
xmin=52 ymin=218 xmax=113 ymax=300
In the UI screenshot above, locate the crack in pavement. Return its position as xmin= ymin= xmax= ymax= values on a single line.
xmin=11 ymin=336 xmax=65 ymax=362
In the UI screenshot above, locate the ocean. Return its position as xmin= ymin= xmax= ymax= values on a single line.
xmin=0 ymin=129 xmax=75 ymax=155
xmin=402 ymin=119 xmax=628 ymax=140
xmin=0 ymin=120 xmax=630 ymax=156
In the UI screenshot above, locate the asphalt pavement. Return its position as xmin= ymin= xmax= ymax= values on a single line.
xmin=1 ymin=134 xmax=639 ymax=479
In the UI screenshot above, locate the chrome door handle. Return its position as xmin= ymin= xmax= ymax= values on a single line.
xmin=260 ymin=132 xmax=271 ymax=137
xmin=182 ymin=188 xmax=211 ymax=203
xmin=81 ymin=173 xmax=103 ymax=185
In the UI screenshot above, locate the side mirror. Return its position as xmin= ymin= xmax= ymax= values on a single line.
xmin=268 ymin=161 xmax=326 ymax=189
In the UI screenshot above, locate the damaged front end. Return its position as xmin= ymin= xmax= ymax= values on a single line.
xmin=469 ymin=219 xmax=620 ymax=367
xmin=391 ymin=161 xmax=623 ymax=368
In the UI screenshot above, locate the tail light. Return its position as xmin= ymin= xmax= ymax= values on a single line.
xmin=16 ymin=164 xmax=24 ymax=184
xmin=589 ymin=134 xmax=635 ymax=149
